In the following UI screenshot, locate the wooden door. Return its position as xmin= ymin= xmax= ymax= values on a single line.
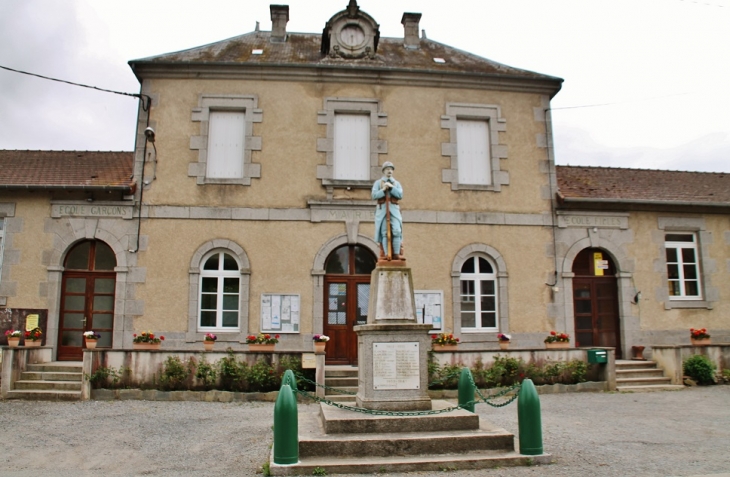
xmin=57 ymin=241 xmax=116 ymax=360
xmin=571 ymin=248 xmax=622 ymax=358
xmin=322 ymin=245 xmax=376 ymax=365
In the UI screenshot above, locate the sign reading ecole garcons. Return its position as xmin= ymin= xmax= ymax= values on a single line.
xmin=51 ymin=204 xmax=134 ymax=219
xmin=558 ymin=214 xmax=628 ymax=229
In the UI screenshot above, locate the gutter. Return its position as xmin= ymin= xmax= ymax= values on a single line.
xmin=557 ymin=194 xmax=730 ymax=209
xmin=0 ymin=183 xmax=135 ymax=193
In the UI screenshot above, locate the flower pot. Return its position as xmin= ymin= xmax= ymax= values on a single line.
xmin=133 ymin=342 xmax=161 ymax=350
xmin=545 ymin=341 xmax=570 ymax=349
xmin=499 ymin=341 xmax=510 ymax=350
xmin=203 ymin=340 xmax=215 ymax=351
xmin=85 ymin=339 xmax=98 ymax=350
xmin=432 ymin=344 xmax=458 ymax=352
xmin=24 ymin=340 xmax=42 ymax=348
xmin=691 ymin=338 xmax=711 ymax=346
xmin=313 ymin=342 xmax=326 ymax=354
xmin=248 ymin=343 xmax=275 ymax=352
xmin=7 ymin=337 xmax=20 ymax=347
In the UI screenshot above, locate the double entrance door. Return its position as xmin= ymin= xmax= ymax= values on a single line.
xmin=323 ymin=278 xmax=370 ymax=365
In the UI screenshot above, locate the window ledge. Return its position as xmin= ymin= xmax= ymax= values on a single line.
xmin=664 ymin=300 xmax=713 ymax=310
xmin=320 ymin=179 xmax=373 ymax=189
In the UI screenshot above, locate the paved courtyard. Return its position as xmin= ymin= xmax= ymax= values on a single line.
xmin=0 ymin=386 xmax=728 ymax=476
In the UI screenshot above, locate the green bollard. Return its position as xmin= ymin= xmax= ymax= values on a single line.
xmin=281 ymin=369 xmax=298 ymax=392
xmin=273 ymin=384 xmax=298 ymax=465
xmin=517 ymin=378 xmax=543 ymax=455
xmin=457 ymin=367 xmax=476 ymax=413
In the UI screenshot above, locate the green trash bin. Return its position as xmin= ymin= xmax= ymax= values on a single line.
xmin=587 ymin=348 xmax=608 ymax=364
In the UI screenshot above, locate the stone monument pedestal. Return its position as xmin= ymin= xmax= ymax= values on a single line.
xmin=355 ymin=264 xmax=433 ymax=411
xmin=355 ymin=323 xmax=433 ymax=411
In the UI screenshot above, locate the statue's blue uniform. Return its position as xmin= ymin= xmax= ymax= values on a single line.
xmin=372 ymin=176 xmax=403 ymax=255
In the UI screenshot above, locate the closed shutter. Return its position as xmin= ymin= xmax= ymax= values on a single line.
xmin=457 ymin=119 xmax=491 ymax=185
xmin=207 ymin=111 xmax=245 ymax=179
xmin=334 ymin=114 xmax=370 ymax=180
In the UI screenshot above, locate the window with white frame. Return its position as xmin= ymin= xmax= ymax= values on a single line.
xmin=441 ymin=103 xmax=508 ymax=191
xmin=199 ymin=251 xmax=241 ymax=330
xmin=460 ymin=255 xmax=498 ymax=331
xmin=665 ymin=233 xmax=701 ymax=299
xmin=333 ymin=113 xmax=370 ymax=181
xmin=456 ymin=119 xmax=491 ymax=186
xmin=207 ymin=111 xmax=245 ymax=179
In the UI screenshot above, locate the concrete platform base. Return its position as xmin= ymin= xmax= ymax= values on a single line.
xmin=269 ymin=400 xmax=552 ymax=475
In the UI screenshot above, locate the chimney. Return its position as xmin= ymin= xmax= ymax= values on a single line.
xmin=401 ymin=12 xmax=422 ymax=49
xmin=270 ymin=5 xmax=289 ymax=42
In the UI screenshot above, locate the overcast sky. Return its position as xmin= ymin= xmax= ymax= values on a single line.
xmin=1 ymin=0 xmax=728 ymax=172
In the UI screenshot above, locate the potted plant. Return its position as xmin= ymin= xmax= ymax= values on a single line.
xmin=5 ymin=329 xmax=21 ymax=347
xmin=690 ymin=328 xmax=711 ymax=346
xmin=24 ymin=327 xmax=43 ymax=347
xmin=83 ymin=331 xmax=101 ymax=349
xmin=497 ymin=333 xmax=511 ymax=350
xmin=312 ymin=334 xmax=330 ymax=353
xmin=246 ymin=333 xmax=280 ymax=352
xmin=203 ymin=332 xmax=217 ymax=351
xmin=132 ymin=331 xmax=164 ymax=350
xmin=544 ymin=331 xmax=570 ymax=349
xmin=431 ymin=332 xmax=459 ymax=352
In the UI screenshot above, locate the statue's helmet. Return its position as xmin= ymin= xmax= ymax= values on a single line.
xmin=382 ymin=161 xmax=395 ymax=172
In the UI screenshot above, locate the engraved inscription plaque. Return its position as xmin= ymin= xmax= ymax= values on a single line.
xmin=372 ymin=342 xmax=420 ymax=390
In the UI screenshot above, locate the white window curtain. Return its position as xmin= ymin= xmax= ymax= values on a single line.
xmin=457 ymin=119 xmax=491 ymax=185
xmin=333 ymin=114 xmax=370 ymax=180
xmin=207 ymin=111 xmax=245 ymax=179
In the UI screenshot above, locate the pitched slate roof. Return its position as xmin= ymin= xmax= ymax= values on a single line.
xmin=129 ymin=31 xmax=563 ymax=95
xmin=0 ymin=150 xmax=135 ymax=192
xmin=556 ymin=165 xmax=730 ymax=206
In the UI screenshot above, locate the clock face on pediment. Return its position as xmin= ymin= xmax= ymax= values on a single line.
xmin=340 ymin=24 xmax=365 ymax=48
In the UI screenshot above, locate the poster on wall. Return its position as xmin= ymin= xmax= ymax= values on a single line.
xmin=415 ymin=290 xmax=443 ymax=332
xmin=261 ymin=294 xmax=300 ymax=333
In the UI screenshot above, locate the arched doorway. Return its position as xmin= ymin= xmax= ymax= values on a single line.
xmin=57 ymin=240 xmax=116 ymax=360
xmin=323 ymin=244 xmax=376 ymax=365
xmin=571 ymin=248 xmax=622 ymax=358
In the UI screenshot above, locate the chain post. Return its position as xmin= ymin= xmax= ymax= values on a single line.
xmin=517 ymin=378 xmax=543 ymax=455
xmin=282 ymin=369 xmax=298 ymax=392
xmin=273 ymin=383 xmax=298 ymax=465
xmin=458 ymin=367 xmax=476 ymax=413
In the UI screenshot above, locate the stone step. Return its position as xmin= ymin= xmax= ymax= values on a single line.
xmin=4 ymin=389 xmax=82 ymax=401
xmin=616 ymin=369 xmax=665 ymax=379
xmin=615 ymin=360 xmax=658 ymax=370
xmin=323 ymin=394 xmax=357 ymax=403
xmin=13 ymin=380 xmax=82 ymax=391
xmin=299 ymin=424 xmax=515 ymax=458
xmin=324 ymin=366 xmax=358 ymax=378
xmin=616 ymin=384 xmax=685 ymax=393
xmin=324 ymin=377 xmax=358 ymax=387
xmin=616 ymin=377 xmax=673 ymax=387
xmin=21 ymin=371 xmax=83 ymax=382
xmin=320 ymin=400 xmax=479 ymax=434
xmin=270 ymin=450 xmax=550 ymax=475
xmin=27 ymin=363 xmax=83 ymax=374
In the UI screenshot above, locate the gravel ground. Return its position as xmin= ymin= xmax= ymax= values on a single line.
xmin=0 ymin=386 xmax=728 ymax=476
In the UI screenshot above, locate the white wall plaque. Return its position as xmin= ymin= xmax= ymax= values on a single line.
xmin=372 ymin=342 xmax=420 ymax=390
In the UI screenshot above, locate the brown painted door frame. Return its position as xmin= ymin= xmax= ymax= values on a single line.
xmin=323 ymin=277 xmax=370 ymax=365
xmin=571 ymin=248 xmax=622 ymax=359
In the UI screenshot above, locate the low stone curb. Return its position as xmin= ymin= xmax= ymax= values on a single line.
xmin=90 ymin=381 xmax=607 ymax=402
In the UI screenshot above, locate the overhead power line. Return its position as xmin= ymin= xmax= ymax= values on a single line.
xmin=0 ymin=64 xmax=148 ymax=106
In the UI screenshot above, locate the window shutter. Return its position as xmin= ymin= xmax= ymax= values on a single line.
xmin=333 ymin=114 xmax=370 ymax=180
xmin=457 ymin=119 xmax=491 ymax=185
xmin=207 ymin=111 xmax=245 ymax=179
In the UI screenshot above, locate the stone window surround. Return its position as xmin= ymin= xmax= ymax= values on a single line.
xmin=187 ymin=239 xmax=251 ymax=343
xmin=316 ymin=97 xmax=388 ymax=193
xmin=0 ymin=203 xmax=16 ymax=307
xmin=441 ymin=103 xmax=508 ymax=191
xmin=189 ymin=94 xmax=262 ymax=185
xmin=656 ymin=217 xmax=716 ymax=310
xmin=451 ymin=244 xmax=509 ymax=341
xmin=311 ymin=233 xmax=379 ymax=336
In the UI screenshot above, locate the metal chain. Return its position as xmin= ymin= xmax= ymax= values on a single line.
xmin=468 ymin=372 xmax=521 ymax=408
xmin=293 ymin=371 xmax=357 ymax=395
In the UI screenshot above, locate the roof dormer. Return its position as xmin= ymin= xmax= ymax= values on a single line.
xmin=321 ymin=0 xmax=380 ymax=59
